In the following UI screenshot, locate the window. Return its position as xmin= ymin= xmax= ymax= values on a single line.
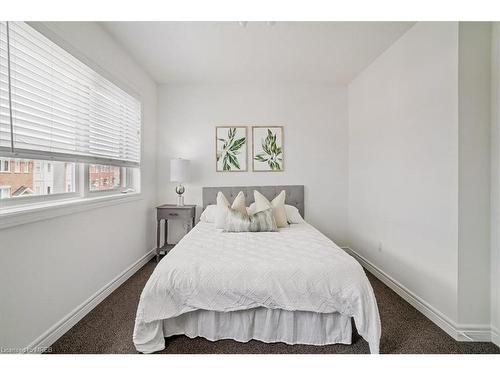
xmin=0 ymin=159 xmax=10 ymax=172
xmin=86 ymin=164 xmax=138 ymax=194
xmin=88 ymin=164 xmax=121 ymax=192
xmin=0 ymin=22 xmax=141 ymax=210
xmin=0 ymin=158 xmax=75 ymax=199
xmin=0 ymin=186 xmax=10 ymax=199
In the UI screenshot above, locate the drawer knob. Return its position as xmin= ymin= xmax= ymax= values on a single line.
xmin=168 ymin=212 xmax=179 ymax=216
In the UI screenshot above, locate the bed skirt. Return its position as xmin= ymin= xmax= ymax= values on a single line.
xmin=134 ymin=308 xmax=352 ymax=353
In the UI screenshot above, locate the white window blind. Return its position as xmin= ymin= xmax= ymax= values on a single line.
xmin=0 ymin=22 xmax=11 ymax=150
xmin=0 ymin=22 xmax=141 ymax=167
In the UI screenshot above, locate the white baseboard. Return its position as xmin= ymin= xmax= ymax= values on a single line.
xmin=492 ymin=328 xmax=500 ymax=347
xmin=26 ymin=248 xmax=155 ymax=352
xmin=456 ymin=328 xmax=492 ymax=342
xmin=342 ymin=246 xmax=493 ymax=344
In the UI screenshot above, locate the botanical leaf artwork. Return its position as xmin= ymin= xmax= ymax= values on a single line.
xmin=216 ymin=127 xmax=247 ymax=171
xmin=253 ymin=128 xmax=283 ymax=171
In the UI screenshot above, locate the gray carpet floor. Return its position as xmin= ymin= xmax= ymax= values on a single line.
xmin=49 ymin=259 xmax=500 ymax=354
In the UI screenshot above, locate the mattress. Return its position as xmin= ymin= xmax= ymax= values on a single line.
xmin=133 ymin=222 xmax=381 ymax=353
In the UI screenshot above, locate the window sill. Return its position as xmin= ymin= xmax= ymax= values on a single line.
xmin=0 ymin=193 xmax=143 ymax=230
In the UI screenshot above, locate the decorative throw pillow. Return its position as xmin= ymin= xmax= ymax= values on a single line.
xmin=249 ymin=203 xmax=305 ymax=224
xmin=284 ymin=204 xmax=305 ymax=224
xmin=215 ymin=191 xmax=246 ymax=229
xmin=253 ymin=190 xmax=288 ymax=228
xmin=200 ymin=204 xmax=217 ymax=223
xmin=224 ymin=208 xmax=277 ymax=232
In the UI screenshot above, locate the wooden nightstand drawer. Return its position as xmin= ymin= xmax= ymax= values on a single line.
xmin=157 ymin=207 xmax=194 ymax=221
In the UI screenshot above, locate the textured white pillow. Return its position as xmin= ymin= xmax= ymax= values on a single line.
xmin=253 ymin=190 xmax=288 ymax=228
xmin=224 ymin=208 xmax=277 ymax=232
xmin=248 ymin=202 xmax=304 ymax=224
xmin=247 ymin=202 xmax=257 ymax=215
xmin=215 ymin=191 xmax=246 ymax=229
xmin=200 ymin=204 xmax=217 ymax=223
xmin=285 ymin=204 xmax=305 ymax=224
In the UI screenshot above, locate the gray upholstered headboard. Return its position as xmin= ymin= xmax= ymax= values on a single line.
xmin=202 ymin=185 xmax=304 ymax=217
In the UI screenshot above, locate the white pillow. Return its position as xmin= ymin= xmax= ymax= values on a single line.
xmin=224 ymin=208 xmax=277 ymax=233
xmin=215 ymin=191 xmax=246 ymax=229
xmin=248 ymin=203 xmax=305 ymax=224
xmin=285 ymin=204 xmax=305 ymax=224
xmin=254 ymin=190 xmax=288 ymax=228
xmin=200 ymin=204 xmax=217 ymax=223
xmin=247 ymin=203 xmax=257 ymax=215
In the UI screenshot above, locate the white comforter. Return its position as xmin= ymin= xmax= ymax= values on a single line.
xmin=133 ymin=222 xmax=381 ymax=353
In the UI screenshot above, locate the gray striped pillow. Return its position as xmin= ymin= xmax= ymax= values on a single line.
xmin=224 ymin=208 xmax=277 ymax=232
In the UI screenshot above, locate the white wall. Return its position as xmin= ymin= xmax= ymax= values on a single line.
xmin=348 ymin=21 xmax=493 ymax=331
xmin=491 ymin=22 xmax=500 ymax=346
xmin=157 ymin=83 xmax=348 ymax=244
xmin=457 ymin=22 xmax=491 ymax=327
xmin=348 ymin=22 xmax=460 ymax=321
xmin=0 ymin=22 xmax=158 ymax=349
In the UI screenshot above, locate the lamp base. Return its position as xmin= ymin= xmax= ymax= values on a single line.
xmin=177 ymin=194 xmax=184 ymax=206
xmin=175 ymin=184 xmax=185 ymax=206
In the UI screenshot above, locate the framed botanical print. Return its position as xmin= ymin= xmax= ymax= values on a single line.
xmin=215 ymin=126 xmax=248 ymax=172
xmin=252 ymin=126 xmax=284 ymax=172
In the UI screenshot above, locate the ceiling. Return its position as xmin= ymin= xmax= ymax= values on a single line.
xmin=101 ymin=22 xmax=414 ymax=85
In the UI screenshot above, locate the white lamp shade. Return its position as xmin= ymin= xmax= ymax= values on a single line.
xmin=170 ymin=158 xmax=190 ymax=182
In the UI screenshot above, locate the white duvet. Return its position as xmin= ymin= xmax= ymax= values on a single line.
xmin=133 ymin=222 xmax=381 ymax=353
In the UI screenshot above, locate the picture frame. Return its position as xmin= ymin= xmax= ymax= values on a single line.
xmin=215 ymin=126 xmax=248 ymax=172
xmin=252 ymin=126 xmax=284 ymax=172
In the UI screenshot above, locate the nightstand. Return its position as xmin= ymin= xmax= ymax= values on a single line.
xmin=156 ymin=204 xmax=196 ymax=262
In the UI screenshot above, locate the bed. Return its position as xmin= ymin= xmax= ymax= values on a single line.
xmin=133 ymin=185 xmax=381 ymax=353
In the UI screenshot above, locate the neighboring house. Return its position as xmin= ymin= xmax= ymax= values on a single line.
xmin=33 ymin=160 xmax=75 ymax=196
xmin=89 ymin=164 xmax=120 ymax=191
xmin=0 ymin=158 xmax=34 ymax=198
xmin=33 ymin=160 xmax=55 ymax=196
xmin=0 ymin=158 xmax=75 ymax=198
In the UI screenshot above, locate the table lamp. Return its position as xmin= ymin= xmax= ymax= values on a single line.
xmin=170 ymin=158 xmax=190 ymax=206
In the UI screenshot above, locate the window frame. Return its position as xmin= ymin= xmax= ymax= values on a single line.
xmin=0 ymin=161 xmax=140 ymax=207
xmin=86 ymin=165 xmax=138 ymax=196
xmin=0 ymin=159 xmax=11 ymax=173
xmin=0 ymin=161 xmax=81 ymax=208
xmin=14 ymin=160 xmax=20 ymax=173
xmin=86 ymin=164 xmax=123 ymax=195
xmin=0 ymin=22 xmax=143 ymax=220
